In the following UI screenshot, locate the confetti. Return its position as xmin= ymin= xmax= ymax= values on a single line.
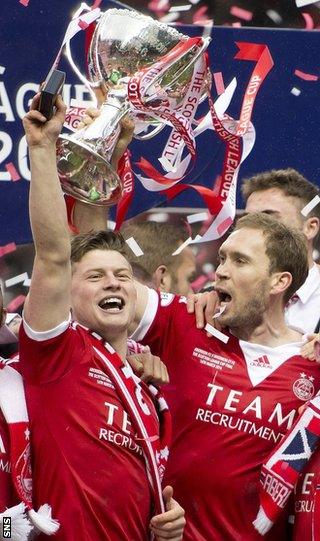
xmin=291 ymin=87 xmax=301 ymax=96
xmin=91 ymin=0 xmax=102 ymax=7
xmin=212 ymin=305 xmax=226 ymax=319
xmin=217 ymin=217 xmax=233 ymax=236
xmin=213 ymin=72 xmax=225 ymax=96
xmin=187 ymin=212 xmax=209 ymax=224
xmin=296 ymin=0 xmax=319 ymax=6
xmin=294 ymin=69 xmax=318 ymax=81
xmin=302 ymin=12 xmax=314 ymax=29
xmin=266 ymin=10 xmax=282 ymax=24
xmin=0 ymin=66 xmax=5 ymax=75
xmin=5 ymin=163 xmax=21 ymax=182
xmin=230 ymin=6 xmax=253 ymax=21
xmin=169 ymin=4 xmax=191 ymax=12
xmin=6 ymin=295 xmax=26 ymax=313
xmin=301 ymin=195 xmax=320 ymax=216
xmin=0 ymin=243 xmax=17 ymax=258
xmin=193 ymin=5 xmax=209 ymax=23
xmin=5 ymin=272 xmax=29 ymax=288
xmin=232 ymin=22 xmax=242 ymax=27
xmin=205 ymin=323 xmax=229 ymax=343
xmin=172 ymin=235 xmax=201 ymax=255
xmin=19 ymin=0 xmax=30 ymax=6
xmin=125 ymin=237 xmax=144 ymax=257
xmin=78 ymin=20 xmax=89 ymax=30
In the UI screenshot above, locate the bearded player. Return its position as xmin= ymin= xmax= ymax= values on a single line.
xmin=129 ymin=213 xmax=320 ymax=540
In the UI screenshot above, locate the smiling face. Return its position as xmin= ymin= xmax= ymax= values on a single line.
xmin=70 ymin=249 xmax=136 ymax=342
xmin=215 ymin=228 xmax=273 ymax=332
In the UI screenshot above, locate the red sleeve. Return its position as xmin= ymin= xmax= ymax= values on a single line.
xmin=19 ymin=321 xmax=86 ymax=385
xmin=131 ymin=290 xmax=185 ymax=358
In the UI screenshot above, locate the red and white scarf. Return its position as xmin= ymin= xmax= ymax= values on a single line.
xmin=0 ymin=358 xmax=59 ymax=541
xmin=253 ymin=394 xmax=320 ymax=535
xmin=76 ymin=325 xmax=172 ymax=514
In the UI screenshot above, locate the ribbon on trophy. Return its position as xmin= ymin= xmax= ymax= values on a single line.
xmin=51 ymin=3 xmax=274 ymax=238
xmin=129 ymin=41 xmax=274 ymax=241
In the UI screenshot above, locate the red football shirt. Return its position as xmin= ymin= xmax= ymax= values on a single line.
xmin=19 ymin=319 xmax=158 ymax=541
xmin=132 ymin=290 xmax=320 ymax=540
xmin=292 ymin=449 xmax=320 ymax=540
xmin=0 ymin=359 xmax=20 ymax=514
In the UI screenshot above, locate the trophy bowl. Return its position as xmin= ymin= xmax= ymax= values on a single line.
xmin=56 ymin=7 xmax=210 ymax=206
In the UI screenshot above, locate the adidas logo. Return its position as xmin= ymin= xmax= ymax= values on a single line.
xmin=250 ymin=355 xmax=272 ymax=369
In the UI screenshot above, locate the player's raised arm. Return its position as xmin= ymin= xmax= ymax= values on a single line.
xmin=22 ymin=93 xmax=71 ymax=331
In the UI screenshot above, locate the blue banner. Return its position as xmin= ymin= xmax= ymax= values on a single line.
xmin=0 ymin=0 xmax=319 ymax=244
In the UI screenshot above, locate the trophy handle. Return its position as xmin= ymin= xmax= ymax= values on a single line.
xmin=65 ymin=38 xmax=98 ymax=103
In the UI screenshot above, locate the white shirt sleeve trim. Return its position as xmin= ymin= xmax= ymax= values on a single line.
xmin=22 ymin=313 xmax=72 ymax=342
xmin=131 ymin=288 xmax=159 ymax=342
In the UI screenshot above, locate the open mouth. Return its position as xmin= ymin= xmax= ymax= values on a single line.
xmin=216 ymin=290 xmax=232 ymax=306
xmin=98 ymin=297 xmax=125 ymax=313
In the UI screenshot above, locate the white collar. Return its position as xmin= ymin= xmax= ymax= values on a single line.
xmin=295 ymin=264 xmax=320 ymax=304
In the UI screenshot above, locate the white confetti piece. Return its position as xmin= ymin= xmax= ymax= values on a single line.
xmin=187 ymin=211 xmax=209 ymax=224
xmin=23 ymin=278 xmax=31 ymax=287
xmin=125 ymin=237 xmax=144 ymax=257
xmin=212 ymin=305 xmax=226 ymax=319
xmin=169 ymin=4 xmax=191 ymax=12
xmin=301 ymin=195 xmax=320 ymax=217
xmin=266 ymin=10 xmax=282 ymax=24
xmin=172 ymin=235 xmax=201 ymax=256
xmin=5 ymin=272 xmax=29 ymax=288
xmin=291 ymin=87 xmax=301 ymax=96
xmin=159 ymin=12 xmax=179 ymax=22
xmin=0 ymin=66 xmax=5 ymax=75
xmin=296 ymin=0 xmax=319 ymax=6
xmin=205 ymin=323 xmax=229 ymax=343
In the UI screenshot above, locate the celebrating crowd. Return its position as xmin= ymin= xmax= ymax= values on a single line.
xmin=1 ymin=86 xmax=320 ymax=541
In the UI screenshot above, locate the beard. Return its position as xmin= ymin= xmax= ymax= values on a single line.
xmin=217 ymin=285 xmax=269 ymax=334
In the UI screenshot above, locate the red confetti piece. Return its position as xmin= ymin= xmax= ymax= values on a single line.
xmin=19 ymin=0 xmax=30 ymax=6
xmin=91 ymin=0 xmax=102 ymax=7
xmin=5 ymin=162 xmax=21 ymax=182
xmin=78 ymin=20 xmax=89 ymax=30
xmin=193 ymin=5 xmax=209 ymax=23
xmin=294 ymin=69 xmax=319 ymax=81
xmin=217 ymin=217 xmax=233 ymax=236
xmin=0 ymin=243 xmax=17 ymax=258
xmin=213 ymin=72 xmax=225 ymax=96
xmin=230 ymin=6 xmax=253 ymax=21
xmin=302 ymin=12 xmax=314 ymax=29
xmin=6 ymin=295 xmax=26 ymax=313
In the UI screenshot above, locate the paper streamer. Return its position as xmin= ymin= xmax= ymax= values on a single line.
xmin=230 ymin=6 xmax=253 ymax=21
xmin=301 ymin=195 xmax=320 ymax=216
xmin=5 ymin=273 xmax=29 ymax=288
xmin=187 ymin=212 xmax=209 ymax=224
xmin=5 ymin=163 xmax=21 ymax=182
xmin=125 ymin=237 xmax=144 ymax=257
xmin=296 ymin=0 xmax=319 ymax=7
xmin=205 ymin=323 xmax=229 ymax=343
xmin=294 ymin=69 xmax=318 ymax=81
xmin=6 ymin=295 xmax=26 ymax=313
xmin=19 ymin=0 xmax=30 ymax=6
xmin=0 ymin=243 xmax=17 ymax=258
xmin=291 ymin=87 xmax=301 ymax=96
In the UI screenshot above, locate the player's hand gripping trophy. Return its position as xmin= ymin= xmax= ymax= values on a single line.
xmin=56 ymin=7 xmax=210 ymax=206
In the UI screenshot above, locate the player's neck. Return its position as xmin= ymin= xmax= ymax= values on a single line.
xmin=101 ymin=330 xmax=128 ymax=361
xmin=231 ymin=306 xmax=302 ymax=347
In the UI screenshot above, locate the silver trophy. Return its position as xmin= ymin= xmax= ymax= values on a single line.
xmin=56 ymin=8 xmax=210 ymax=206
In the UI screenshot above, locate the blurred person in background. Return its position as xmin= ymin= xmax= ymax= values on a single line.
xmin=243 ymin=168 xmax=320 ymax=334
xmin=121 ymin=221 xmax=197 ymax=297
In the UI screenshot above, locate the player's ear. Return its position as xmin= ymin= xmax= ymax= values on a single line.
xmin=270 ymin=271 xmax=292 ymax=299
xmin=153 ymin=265 xmax=172 ymax=293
